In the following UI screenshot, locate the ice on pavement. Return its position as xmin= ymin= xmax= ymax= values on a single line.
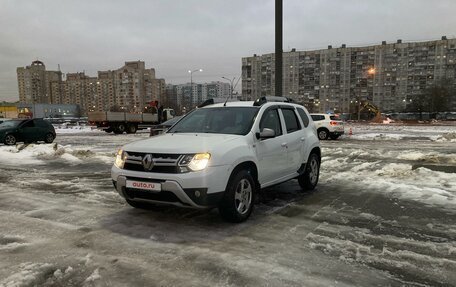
xmin=0 ymin=123 xmax=455 ymax=286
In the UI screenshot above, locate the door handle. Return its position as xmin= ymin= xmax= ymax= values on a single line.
xmin=300 ymin=137 xmax=305 ymax=141
xmin=281 ymin=143 xmax=288 ymax=148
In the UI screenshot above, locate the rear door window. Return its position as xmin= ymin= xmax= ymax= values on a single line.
xmin=34 ymin=119 xmax=49 ymax=128
xmin=281 ymin=109 xmax=301 ymax=133
xmin=296 ymin=108 xmax=310 ymax=127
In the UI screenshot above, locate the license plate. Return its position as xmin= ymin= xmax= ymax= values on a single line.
xmin=126 ymin=180 xmax=161 ymax=192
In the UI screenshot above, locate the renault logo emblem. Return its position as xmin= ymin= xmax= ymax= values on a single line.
xmin=142 ymin=154 xmax=154 ymax=171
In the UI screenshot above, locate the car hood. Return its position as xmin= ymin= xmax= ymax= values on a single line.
xmin=123 ymin=133 xmax=243 ymax=154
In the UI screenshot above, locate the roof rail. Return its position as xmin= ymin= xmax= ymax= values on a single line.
xmin=253 ymin=96 xmax=293 ymax=106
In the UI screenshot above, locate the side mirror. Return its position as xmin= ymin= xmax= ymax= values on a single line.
xmin=256 ymin=128 xmax=275 ymax=140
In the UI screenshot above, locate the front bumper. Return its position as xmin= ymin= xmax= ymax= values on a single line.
xmin=111 ymin=165 xmax=230 ymax=208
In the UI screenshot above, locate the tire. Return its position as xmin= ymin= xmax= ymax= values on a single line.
xmin=4 ymin=134 xmax=17 ymax=145
xmin=105 ymin=128 xmax=113 ymax=133
xmin=44 ymin=133 xmax=55 ymax=143
xmin=329 ymin=134 xmax=340 ymax=140
xmin=219 ymin=170 xmax=255 ymax=223
xmin=317 ymin=128 xmax=329 ymax=140
xmin=298 ymin=153 xmax=320 ymax=191
xmin=126 ymin=124 xmax=137 ymax=134
xmin=116 ymin=123 xmax=126 ymax=134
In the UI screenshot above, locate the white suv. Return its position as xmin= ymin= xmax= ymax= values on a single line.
xmin=112 ymin=97 xmax=321 ymax=222
xmin=310 ymin=113 xmax=344 ymax=140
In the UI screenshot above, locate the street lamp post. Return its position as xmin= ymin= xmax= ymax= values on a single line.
xmin=221 ymin=76 xmax=235 ymax=99
xmin=188 ymin=69 xmax=203 ymax=109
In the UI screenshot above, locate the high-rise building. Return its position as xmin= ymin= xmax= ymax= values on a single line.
xmin=242 ymin=37 xmax=456 ymax=112
xmin=17 ymin=60 xmax=166 ymax=114
xmin=17 ymin=60 xmax=62 ymax=104
xmin=166 ymin=81 xmax=231 ymax=110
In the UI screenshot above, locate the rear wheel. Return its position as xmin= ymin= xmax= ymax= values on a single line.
xmin=298 ymin=153 xmax=320 ymax=191
xmin=4 ymin=134 xmax=16 ymax=145
xmin=219 ymin=170 xmax=255 ymax=223
xmin=44 ymin=133 xmax=55 ymax=143
xmin=317 ymin=128 xmax=329 ymax=140
xmin=126 ymin=124 xmax=137 ymax=134
xmin=115 ymin=123 xmax=126 ymax=134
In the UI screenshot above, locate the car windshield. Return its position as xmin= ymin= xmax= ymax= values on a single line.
xmin=168 ymin=107 xmax=259 ymax=135
xmin=0 ymin=120 xmax=22 ymax=128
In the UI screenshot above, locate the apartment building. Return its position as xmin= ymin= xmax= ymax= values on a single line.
xmin=17 ymin=60 xmax=63 ymax=104
xmin=242 ymin=37 xmax=456 ymax=113
xmin=17 ymin=61 xmax=166 ymax=114
xmin=166 ymin=81 xmax=231 ymax=110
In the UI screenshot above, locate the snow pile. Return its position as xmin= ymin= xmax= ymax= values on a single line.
xmin=54 ymin=125 xmax=100 ymax=134
xmin=344 ymin=123 xmax=456 ymax=141
xmin=0 ymin=262 xmax=54 ymax=287
xmin=0 ymin=143 xmax=114 ymax=166
xmin=434 ymin=132 xmax=456 ymax=142
xmin=0 ymin=235 xmax=29 ymax=251
xmin=322 ymin=148 xmax=456 ymax=210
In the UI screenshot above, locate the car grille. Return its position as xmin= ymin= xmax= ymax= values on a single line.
xmin=123 ymin=152 xmax=183 ymax=173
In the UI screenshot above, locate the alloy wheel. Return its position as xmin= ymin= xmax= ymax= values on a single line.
xmin=234 ymin=179 xmax=252 ymax=215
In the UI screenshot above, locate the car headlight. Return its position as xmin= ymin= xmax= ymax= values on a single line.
xmin=114 ymin=149 xmax=126 ymax=169
xmin=179 ymin=153 xmax=211 ymax=172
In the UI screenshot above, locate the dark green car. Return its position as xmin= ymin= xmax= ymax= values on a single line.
xmin=0 ymin=119 xmax=56 ymax=145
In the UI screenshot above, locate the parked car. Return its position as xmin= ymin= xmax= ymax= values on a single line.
xmin=310 ymin=113 xmax=344 ymax=140
xmin=112 ymin=96 xmax=321 ymax=223
xmin=0 ymin=118 xmax=56 ymax=145
xmin=149 ymin=116 xmax=182 ymax=136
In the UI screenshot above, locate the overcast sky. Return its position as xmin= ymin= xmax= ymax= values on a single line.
xmin=1 ymin=0 xmax=456 ymax=102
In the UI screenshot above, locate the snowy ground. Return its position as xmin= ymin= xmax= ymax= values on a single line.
xmin=0 ymin=124 xmax=455 ymax=286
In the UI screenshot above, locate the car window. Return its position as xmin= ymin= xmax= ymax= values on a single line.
xmin=311 ymin=115 xmax=324 ymax=121
xmin=296 ymin=108 xmax=310 ymax=127
xmin=259 ymin=109 xmax=282 ymax=136
xmin=34 ymin=119 xmax=49 ymax=128
xmin=21 ymin=120 xmax=34 ymax=128
xmin=281 ymin=109 xmax=301 ymax=133
xmin=330 ymin=115 xmax=340 ymax=121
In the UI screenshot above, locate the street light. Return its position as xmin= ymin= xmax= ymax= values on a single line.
xmin=221 ymin=76 xmax=235 ymax=99
xmin=188 ymin=69 xmax=203 ymax=108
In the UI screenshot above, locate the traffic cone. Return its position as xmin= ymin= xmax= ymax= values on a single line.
xmin=349 ymin=128 xmax=353 ymax=136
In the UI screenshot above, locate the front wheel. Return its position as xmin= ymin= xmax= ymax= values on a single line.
xmin=4 ymin=134 xmax=17 ymax=145
xmin=219 ymin=170 xmax=255 ymax=223
xmin=298 ymin=153 xmax=320 ymax=191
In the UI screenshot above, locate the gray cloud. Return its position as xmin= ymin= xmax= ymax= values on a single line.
xmin=1 ymin=0 xmax=455 ymax=101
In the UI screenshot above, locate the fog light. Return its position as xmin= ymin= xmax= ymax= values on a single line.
xmin=194 ymin=190 xmax=201 ymax=197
